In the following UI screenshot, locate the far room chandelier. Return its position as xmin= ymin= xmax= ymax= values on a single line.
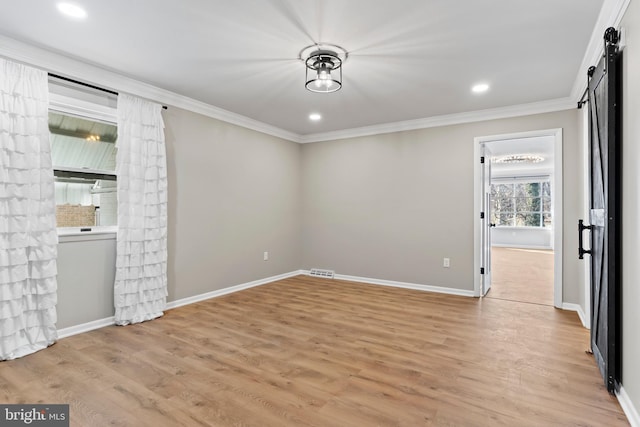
xmin=300 ymin=44 xmax=348 ymax=93
xmin=493 ymin=154 xmax=545 ymax=164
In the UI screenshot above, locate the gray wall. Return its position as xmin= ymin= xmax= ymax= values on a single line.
xmin=621 ymin=0 xmax=640 ymax=415
xmin=163 ymin=107 xmax=302 ymax=301
xmin=57 ymin=236 xmax=116 ymax=329
xmin=55 ymin=106 xmax=302 ymax=328
xmin=56 ymin=107 xmax=583 ymax=324
xmin=491 ymin=227 xmax=553 ymax=249
xmin=301 ymin=109 xmax=582 ymax=301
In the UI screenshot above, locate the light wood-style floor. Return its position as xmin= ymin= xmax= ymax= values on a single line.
xmin=489 ymin=247 xmax=555 ymax=306
xmin=0 ymin=276 xmax=628 ymax=426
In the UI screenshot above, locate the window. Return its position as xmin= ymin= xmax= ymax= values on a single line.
xmin=48 ymin=78 xmax=118 ymax=232
xmin=49 ymin=111 xmax=117 ymax=229
xmin=490 ymin=179 xmax=551 ymax=228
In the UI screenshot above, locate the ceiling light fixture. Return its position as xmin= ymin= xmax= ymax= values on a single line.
xmin=309 ymin=113 xmax=322 ymax=121
xmin=57 ymin=2 xmax=87 ymax=19
xmin=472 ymin=83 xmax=490 ymax=93
xmin=493 ymin=154 xmax=545 ymax=164
xmin=300 ymin=44 xmax=348 ymax=93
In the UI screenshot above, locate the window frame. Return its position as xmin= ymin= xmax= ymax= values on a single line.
xmin=490 ymin=177 xmax=552 ymax=228
xmin=49 ymin=86 xmax=118 ymax=237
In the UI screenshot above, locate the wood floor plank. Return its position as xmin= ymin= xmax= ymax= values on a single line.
xmin=489 ymin=247 xmax=554 ymax=305
xmin=0 ymin=275 xmax=628 ymax=426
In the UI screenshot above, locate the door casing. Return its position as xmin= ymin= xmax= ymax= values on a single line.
xmin=480 ymin=144 xmax=493 ymax=296
xmin=473 ymin=128 xmax=563 ymax=307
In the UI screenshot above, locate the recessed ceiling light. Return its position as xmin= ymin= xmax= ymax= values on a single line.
xmin=57 ymin=3 xmax=87 ymax=19
xmin=472 ymin=83 xmax=490 ymax=94
xmin=309 ymin=113 xmax=322 ymax=121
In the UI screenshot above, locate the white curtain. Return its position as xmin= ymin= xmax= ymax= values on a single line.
xmin=0 ymin=58 xmax=58 ymax=360
xmin=114 ymin=94 xmax=167 ymax=325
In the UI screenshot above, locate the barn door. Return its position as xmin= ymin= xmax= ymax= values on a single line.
xmin=578 ymin=27 xmax=621 ymax=394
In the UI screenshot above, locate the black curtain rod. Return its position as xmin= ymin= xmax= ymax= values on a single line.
xmin=48 ymin=73 xmax=168 ymax=110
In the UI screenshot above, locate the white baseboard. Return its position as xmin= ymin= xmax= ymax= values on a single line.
xmin=562 ymin=303 xmax=588 ymax=329
xmin=57 ymin=316 xmax=116 ymax=339
xmin=301 ymin=270 xmax=476 ymax=297
xmin=165 ymin=270 xmax=304 ymax=310
xmin=618 ymin=386 xmax=640 ymax=427
xmin=56 ymin=270 xmax=304 ymax=339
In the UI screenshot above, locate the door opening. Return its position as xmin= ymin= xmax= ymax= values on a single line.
xmin=474 ymin=129 xmax=563 ymax=308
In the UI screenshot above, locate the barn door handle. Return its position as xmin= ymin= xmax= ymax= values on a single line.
xmin=578 ymin=219 xmax=594 ymax=259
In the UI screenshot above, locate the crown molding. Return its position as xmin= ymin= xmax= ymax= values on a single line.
xmin=299 ymin=98 xmax=576 ymax=143
xmin=569 ymin=0 xmax=631 ymax=102
xmin=0 ymin=34 xmax=301 ymax=143
xmin=0 ymin=18 xmax=613 ymax=147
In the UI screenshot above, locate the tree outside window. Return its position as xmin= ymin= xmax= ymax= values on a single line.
xmin=490 ymin=180 xmax=551 ymax=228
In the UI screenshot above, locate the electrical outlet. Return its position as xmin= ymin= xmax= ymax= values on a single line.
xmin=443 ymin=258 xmax=450 ymax=268
xmin=263 ymin=251 xmax=269 ymax=261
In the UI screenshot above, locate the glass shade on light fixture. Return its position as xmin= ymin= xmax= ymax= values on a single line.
xmin=305 ymin=50 xmax=342 ymax=93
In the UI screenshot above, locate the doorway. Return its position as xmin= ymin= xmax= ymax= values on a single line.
xmin=473 ymin=129 xmax=563 ymax=308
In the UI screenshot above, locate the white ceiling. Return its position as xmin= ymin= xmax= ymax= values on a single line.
xmin=488 ymin=136 xmax=555 ymax=176
xmin=0 ymin=0 xmax=604 ymax=136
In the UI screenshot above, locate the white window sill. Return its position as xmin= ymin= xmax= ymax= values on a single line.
xmin=58 ymin=226 xmax=117 ymax=243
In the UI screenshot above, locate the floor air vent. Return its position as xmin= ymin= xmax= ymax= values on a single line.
xmin=309 ymin=268 xmax=335 ymax=279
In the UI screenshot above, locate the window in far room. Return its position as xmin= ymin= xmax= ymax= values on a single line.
xmin=490 ymin=179 xmax=551 ymax=228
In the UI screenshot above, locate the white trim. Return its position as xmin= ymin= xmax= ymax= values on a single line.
xmin=300 ymin=98 xmax=575 ymax=143
xmin=570 ymin=0 xmax=631 ymax=102
xmin=580 ymin=105 xmax=592 ymax=330
xmin=57 ymin=231 xmax=117 ymax=243
xmin=562 ymin=303 xmax=588 ymax=329
xmin=1 ymin=4 xmax=629 ymax=147
xmin=49 ymin=92 xmax=117 ymax=124
xmin=156 ymin=90 xmax=300 ymax=143
xmin=617 ymin=386 xmax=640 ymax=427
xmin=473 ymin=128 xmax=563 ymax=308
xmin=0 ymin=35 xmax=300 ymax=143
xmin=492 ymin=226 xmax=552 ymax=231
xmin=54 ymin=165 xmax=116 ymax=177
xmin=0 ymin=35 xmax=577 ymax=145
xmin=303 ymin=271 xmax=476 ymax=297
xmin=56 ymin=270 xmax=304 ymax=339
xmin=552 ymin=129 xmax=564 ymax=308
xmin=57 ymin=316 xmax=115 ymax=339
xmin=491 ymin=244 xmax=553 ymax=250
xmin=491 ymin=176 xmax=552 ymax=184
xmin=474 ymin=140 xmax=483 ymax=296
xmin=165 ymin=270 xmax=303 ymax=310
